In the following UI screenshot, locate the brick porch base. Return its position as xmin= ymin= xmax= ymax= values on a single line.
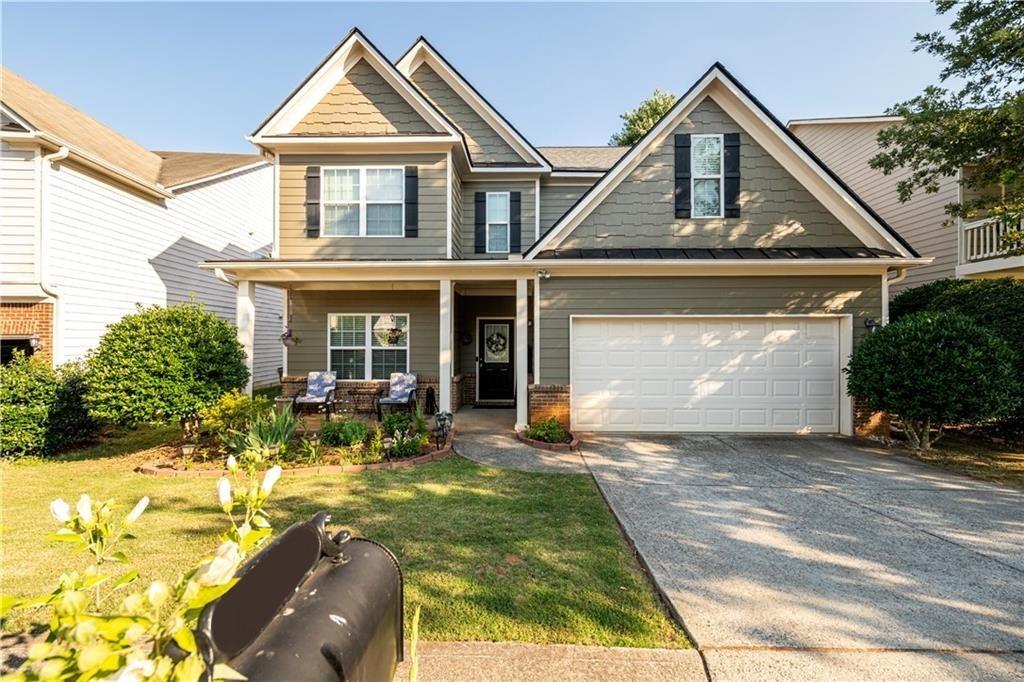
xmin=1 ymin=302 xmax=53 ymax=364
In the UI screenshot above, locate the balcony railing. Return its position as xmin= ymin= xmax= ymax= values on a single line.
xmin=961 ymin=217 xmax=1022 ymax=263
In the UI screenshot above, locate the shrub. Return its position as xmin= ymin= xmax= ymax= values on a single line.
xmin=368 ymin=423 xmax=385 ymax=460
xmin=199 ymin=390 xmax=274 ymax=436
xmin=85 ymin=302 xmax=248 ymax=427
xmin=846 ymin=311 xmax=1016 ymax=449
xmin=320 ymin=419 xmax=368 ymax=447
xmin=525 ymin=417 xmax=568 ymax=444
xmin=390 ymin=429 xmax=427 ymax=459
xmin=0 ymin=353 xmax=97 ymax=458
xmin=382 ymin=411 xmax=412 ymax=437
xmin=889 ymin=278 xmax=967 ymax=321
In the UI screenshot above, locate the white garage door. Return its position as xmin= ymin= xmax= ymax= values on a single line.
xmin=571 ymin=317 xmax=841 ymax=433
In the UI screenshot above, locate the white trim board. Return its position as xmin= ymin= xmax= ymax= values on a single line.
xmin=526 ymin=65 xmax=916 ymax=260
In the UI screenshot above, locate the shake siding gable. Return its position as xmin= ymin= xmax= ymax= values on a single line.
xmin=560 ymin=98 xmax=862 ymax=250
xmin=278 ymin=153 xmax=447 ymax=260
xmin=538 ymin=183 xmax=594 ymax=233
xmin=792 ymin=121 xmax=958 ymax=291
xmin=538 ymin=276 xmax=883 ymax=385
xmin=408 ymin=64 xmax=527 ymax=165
xmin=290 ymin=58 xmax=436 ymax=136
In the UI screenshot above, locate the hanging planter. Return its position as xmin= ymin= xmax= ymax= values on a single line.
xmin=281 ymin=327 xmax=301 ymax=347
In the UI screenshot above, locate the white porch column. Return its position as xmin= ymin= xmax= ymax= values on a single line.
xmin=236 ymin=280 xmax=256 ymax=396
xmin=515 ymin=278 xmax=529 ymax=430
xmin=439 ymin=279 xmax=453 ymax=413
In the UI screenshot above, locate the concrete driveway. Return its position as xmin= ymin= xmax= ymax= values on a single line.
xmin=582 ymin=434 xmax=1024 ymax=680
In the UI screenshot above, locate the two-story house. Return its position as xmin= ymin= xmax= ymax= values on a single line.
xmin=0 ymin=68 xmax=283 ymax=387
xmin=790 ymin=116 xmax=1023 ymax=291
xmin=205 ymin=29 xmax=928 ymax=435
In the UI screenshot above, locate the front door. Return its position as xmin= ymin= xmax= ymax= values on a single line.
xmin=477 ymin=318 xmax=514 ymax=401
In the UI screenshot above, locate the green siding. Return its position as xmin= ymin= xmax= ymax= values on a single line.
xmin=561 ymin=98 xmax=861 ymax=250
xmin=288 ymin=290 xmax=439 ymax=376
xmin=538 ymin=276 xmax=882 ymax=384
xmin=539 ymin=182 xmax=593 ymax=233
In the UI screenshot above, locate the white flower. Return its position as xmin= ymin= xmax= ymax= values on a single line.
xmin=125 ymin=496 xmax=149 ymax=524
xmin=76 ymin=495 xmax=93 ymax=523
xmin=261 ymin=465 xmax=282 ymax=495
xmin=217 ymin=477 xmax=231 ymax=510
xmin=146 ymin=581 xmax=169 ymax=608
xmin=226 ymin=454 xmax=238 ymax=473
xmin=109 ymin=657 xmax=156 ymax=682
xmin=50 ymin=499 xmax=71 ymax=524
xmin=193 ymin=541 xmax=240 ymax=587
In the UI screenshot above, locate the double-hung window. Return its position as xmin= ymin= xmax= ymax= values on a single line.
xmin=329 ymin=313 xmax=409 ymax=380
xmin=485 ymin=192 xmax=510 ymax=253
xmin=691 ymin=134 xmax=723 ymax=218
xmin=322 ymin=167 xmax=404 ymax=236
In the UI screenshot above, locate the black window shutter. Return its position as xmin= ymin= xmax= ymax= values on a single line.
xmin=305 ymin=166 xmax=321 ymax=238
xmin=509 ymin=192 xmax=522 ymax=253
xmin=723 ymin=133 xmax=741 ymax=218
xmin=474 ymin=192 xmax=486 ymax=253
xmin=404 ymin=166 xmax=418 ymax=237
xmin=674 ymin=134 xmax=691 ymax=219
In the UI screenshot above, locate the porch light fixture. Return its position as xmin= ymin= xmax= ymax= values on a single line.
xmin=28 ymin=335 xmax=43 ymax=351
xmin=864 ymin=318 xmax=881 ymax=332
xmin=537 ymin=269 xmax=551 ymax=279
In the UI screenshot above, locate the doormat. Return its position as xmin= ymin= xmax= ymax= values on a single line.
xmin=473 ymin=404 xmax=514 ymax=410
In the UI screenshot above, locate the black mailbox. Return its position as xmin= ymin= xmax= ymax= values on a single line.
xmin=193 ymin=512 xmax=403 ymax=682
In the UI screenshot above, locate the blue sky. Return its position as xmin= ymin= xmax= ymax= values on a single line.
xmin=3 ymin=2 xmax=949 ymax=154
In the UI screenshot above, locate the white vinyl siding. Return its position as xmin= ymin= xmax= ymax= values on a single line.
xmin=571 ymin=316 xmax=841 ymax=433
xmin=46 ymin=161 xmax=283 ymax=386
xmin=0 ymin=142 xmax=38 ymax=281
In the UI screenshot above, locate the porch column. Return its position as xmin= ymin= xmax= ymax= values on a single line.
xmin=439 ymin=279 xmax=453 ymax=413
xmin=236 ymin=280 xmax=256 ymax=396
xmin=515 ymin=278 xmax=529 ymax=430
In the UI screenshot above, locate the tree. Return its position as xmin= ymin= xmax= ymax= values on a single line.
xmin=845 ymin=311 xmax=1016 ymax=449
xmin=609 ymin=88 xmax=676 ymax=146
xmin=869 ymin=0 xmax=1023 ymax=235
xmin=85 ymin=302 xmax=248 ymax=430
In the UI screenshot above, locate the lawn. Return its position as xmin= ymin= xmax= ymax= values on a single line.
xmin=1 ymin=427 xmax=687 ymax=649
xmin=891 ymin=430 xmax=1024 ymax=489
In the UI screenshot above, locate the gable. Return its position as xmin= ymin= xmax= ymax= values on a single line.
xmin=289 ymin=58 xmax=436 ymax=136
xmin=561 ymin=98 xmax=861 ymax=250
xmin=409 ymin=63 xmax=528 ymax=165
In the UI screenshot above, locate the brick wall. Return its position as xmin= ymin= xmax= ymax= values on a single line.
xmin=462 ymin=371 xmax=476 ymax=407
xmin=1 ymin=302 xmax=53 ymax=365
xmin=528 ymin=384 xmax=570 ymax=428
xmin=451 ymin=374 xmax=464 ymax=413
xmin=853 ymin=396 xmax=890 ymax=439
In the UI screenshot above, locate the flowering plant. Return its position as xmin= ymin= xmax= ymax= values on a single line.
xmin=3 ymin=459 xmax=283 ymax=681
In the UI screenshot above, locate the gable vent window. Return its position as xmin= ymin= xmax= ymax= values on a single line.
xmin=322 ymin=167 xmax=404 ymax=237
xmin=486 ymin=192 xmax=510 ymax=253
xmin=691 ymin=134 xmax=723 ymax=218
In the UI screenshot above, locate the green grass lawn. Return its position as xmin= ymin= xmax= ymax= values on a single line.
xmin=1 ymin=427 xmax=687 ymax=649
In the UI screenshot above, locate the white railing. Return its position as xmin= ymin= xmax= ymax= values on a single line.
xmin=961 ymin=217 xmax=1022 ymax=263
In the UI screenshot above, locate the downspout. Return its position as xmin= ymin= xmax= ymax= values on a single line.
xmin=39 ymin=146 xmax=69 ymax=363
xmin=881 ymin=267 xmax=908 ymax=325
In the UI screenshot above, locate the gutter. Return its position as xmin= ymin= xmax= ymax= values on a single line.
xmin=38 ymin=146 xmax=69 ymax=362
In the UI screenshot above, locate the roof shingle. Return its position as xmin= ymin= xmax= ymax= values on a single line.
xmin=537 ymin=146 xmax=628 ymax=171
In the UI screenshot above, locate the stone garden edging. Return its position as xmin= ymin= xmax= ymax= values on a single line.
xmin=514 ymin=430 xmax=580 ymax=452
xmin=134 ymin=430 xmax=455 ymax=478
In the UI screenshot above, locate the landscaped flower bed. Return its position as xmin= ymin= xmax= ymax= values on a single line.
xmin=516 ymin=417 xmax=580 ymax=452
xmin=133 ymin=390 xmax=447 ymax=475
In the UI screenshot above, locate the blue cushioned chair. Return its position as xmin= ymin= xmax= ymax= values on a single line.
xmin=374 ymin=373 xmax=417 ymax=420
xmin=292 ymin=371 xmax=337 ymax=418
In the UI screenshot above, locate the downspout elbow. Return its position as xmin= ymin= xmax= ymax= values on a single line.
xmin=214 ymin=267 xmax=237 ymax=287
xmin=38 ymin=147 xmax=69 ymax=300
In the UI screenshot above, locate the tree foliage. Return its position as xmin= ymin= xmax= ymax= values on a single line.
xmin=845 ymin=311 xmax=1016 ymax=449
xmin=869 ymin=0 xmax=1024 ymax=225
xmin=609 ymin=88 xmax=677 ymax=146
xmin=85 ymin=303 xmax=248 ymax=427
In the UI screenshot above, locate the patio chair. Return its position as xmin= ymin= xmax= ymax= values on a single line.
xmin=374 ymin=373 xmax=417 ymax=420
xmin=292 ymin=371 xmax=337 ymax=419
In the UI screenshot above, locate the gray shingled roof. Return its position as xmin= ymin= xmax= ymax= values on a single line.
xmin=537 ymin=146 xmax=628 ymax=171
xmin=535 ymin=247 xmax=903 ymax=260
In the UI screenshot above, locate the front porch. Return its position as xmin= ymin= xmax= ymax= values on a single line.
xmin=237 ymin=277 xmax=539 ymax=429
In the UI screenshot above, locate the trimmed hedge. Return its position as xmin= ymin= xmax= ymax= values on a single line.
xmin=0 ymin=352 xmax=97 ymax=458
xmin=85 ymin=302 xmax=249 ymax=426
xmin=846 ymin=311 xmax=1016 ymax=449
xmin=889 ymin=278 xmax=967 ymax=321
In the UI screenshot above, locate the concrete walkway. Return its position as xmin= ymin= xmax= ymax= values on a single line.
xmin=393 ymin=641 xmax=705 ymax=681
xmin=582 ymin=433 xmax=1024 ymax=680
xmin=452 ymin=408 xmax=586 ymax=473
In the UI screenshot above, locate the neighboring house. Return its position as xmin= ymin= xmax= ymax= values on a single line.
xmin=0 ymin=68 xmax=282 ymax=387
xmin=789 ymin=116 xmax=1023 ymax=291
xmin=205 ymin=29 xmax=928 ymax=435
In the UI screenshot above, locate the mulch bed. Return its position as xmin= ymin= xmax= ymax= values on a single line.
xmin=134 ymin=430 xmax=455 ymax=477
xmin=515 ymin=430 xmax=580 ymax=452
